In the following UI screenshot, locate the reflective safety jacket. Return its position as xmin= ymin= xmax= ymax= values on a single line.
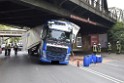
xmin=97 ymin=45 xmax=101 ymax=52
xmin=116 ymin=43 xmax=121 ymax=50
xmin=93 ymin=45 xmax=97 ymax=52
xmin=108 ymin=44 xmax=112 ymax=50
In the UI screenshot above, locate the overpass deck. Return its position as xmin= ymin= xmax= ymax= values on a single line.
xmin=0 ymin=0 xmax=116 ymax=28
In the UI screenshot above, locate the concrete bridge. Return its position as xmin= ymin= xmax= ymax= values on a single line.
xmin=0 ymin=0 xmax=116 ymax=29
xmin=0 ymin=0 xmax=117 ymax=51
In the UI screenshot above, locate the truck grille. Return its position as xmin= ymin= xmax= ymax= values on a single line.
xmin=46 ymin=46 xmax=67 ymax=61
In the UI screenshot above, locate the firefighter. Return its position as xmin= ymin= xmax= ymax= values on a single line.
xmin=0 ymin=45 xmax=2 ymax=54
xmin=107 ymin=42 xmax=112 ymax=54
xmin=97 ymin=43 xmax=101 ymax=54
xmin=116 ymin=41 xmax=121 ymax=54
xmin=4 ymin=43 xmax=8 ymax=56
xmin=14 ymin=43 xmax=18 ymax=55
xmin=92 ymin=43 xmax=97 ymax=55
xmin=7 ymin=44 xmax=11 ymax=56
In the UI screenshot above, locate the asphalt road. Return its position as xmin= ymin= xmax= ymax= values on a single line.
xmin=0 ymin=50 xmax=124 ymax=83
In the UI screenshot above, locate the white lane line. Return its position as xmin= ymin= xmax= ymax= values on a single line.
xmin=70 ymin=64 xmax=124 ymax=83
xmin=80 ymin=67 xmax=124 ymax=83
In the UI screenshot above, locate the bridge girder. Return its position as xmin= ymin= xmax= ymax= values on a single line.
xmin=0 ymin=0 xmax=116 ymax=29
xmin=109 ymin=7 xmax=124 ymax=23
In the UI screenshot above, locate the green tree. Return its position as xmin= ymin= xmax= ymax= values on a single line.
xmin=109 ymin=22 xmax=124 ymax=41
xmin=108 ymin=22 xmax=124 ymax=51
xmin=9 ymin=37 xmax=20 ymax=43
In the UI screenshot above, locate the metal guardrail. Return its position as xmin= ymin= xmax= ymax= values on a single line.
xmin=79 ymin=0 xmax=117 ymax=20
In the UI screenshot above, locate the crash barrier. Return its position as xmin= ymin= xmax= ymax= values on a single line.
xmin=83 ymin=54 xmax=102 ymax=67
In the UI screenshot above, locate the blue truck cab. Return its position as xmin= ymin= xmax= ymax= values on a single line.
xmin=24 ymin=20 xmax=80 ymax=65
xmin=40 ymin=20 xmax=73 ymax=64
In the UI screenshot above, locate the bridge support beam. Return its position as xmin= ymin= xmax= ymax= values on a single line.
xmin=12 ymin=0 xmax=71 ymax=17
xmin=9 ymin=0 xmax=115 ymax=28
xmin=69 ymin=0 xmax=115 ymax=22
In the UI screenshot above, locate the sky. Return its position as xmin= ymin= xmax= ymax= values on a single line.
xmin=107 ymin=0 xmax=124 ymax=9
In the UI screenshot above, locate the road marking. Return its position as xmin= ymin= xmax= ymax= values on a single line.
xmin=80 ymin=67 xmax=124 ymax=83
xmin=70 ymin=63 xmax=124 ymax=83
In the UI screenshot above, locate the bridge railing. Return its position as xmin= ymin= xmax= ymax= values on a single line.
xmin=109 ymin=7 xmax=124 ymax=22
xmin=79 ymin=0 xmax=117 ymax=20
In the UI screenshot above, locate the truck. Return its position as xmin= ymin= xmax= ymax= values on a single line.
xmin=22 ymin=20 xmax=80 ymax=64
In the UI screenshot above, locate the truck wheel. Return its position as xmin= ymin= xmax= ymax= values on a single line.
xmin=28 ymin=49 xmax=33 ymax=56
xmin=33 ymin=50 xmax=39 ymax=56
xmin=34 ymin=45 xmax=41 ymax=57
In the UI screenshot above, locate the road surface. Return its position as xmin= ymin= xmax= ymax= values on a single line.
xmin=0 ymin=50 xmax=124 ymax=83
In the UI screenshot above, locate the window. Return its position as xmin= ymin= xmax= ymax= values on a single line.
xmin=47 ymin=29 xmax=70 ymax=41
xmin=76 ymin=37 xmax=82 ymax=47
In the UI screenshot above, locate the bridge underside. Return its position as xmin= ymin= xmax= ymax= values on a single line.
xmin=0 ymin=0 xmax=116 ymax=34
xmin=0 ymin=0 xmax=56 ymax=27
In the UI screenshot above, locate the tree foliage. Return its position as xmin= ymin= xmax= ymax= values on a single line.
xmin=108 ymin=22 xmax=124 ymax=51
xmin=9 ymin=37 xmax=21 ymax=43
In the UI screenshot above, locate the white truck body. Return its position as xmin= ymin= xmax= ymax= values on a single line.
xmin=22 ymin=20 xmax=80 ymax=64
xmin=22 ymin=26 xmax=43 ymax=50
xmin=48 ymin=20 xmax=80 ymax=37
xmin=22 ymin=20 xmax=80 ymax=50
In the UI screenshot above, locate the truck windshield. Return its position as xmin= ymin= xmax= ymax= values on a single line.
xmin=47 ymin=29 xmax=70 ymax=42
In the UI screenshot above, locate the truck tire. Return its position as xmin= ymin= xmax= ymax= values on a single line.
xmin=28 ymin=49 xmax=34 ymax=56
xmin=28 ymin=49 xmax=40 ymax=57
xmin=33 ymin=50 xmax=39 ymax=57
xmin=34 ymin=44 xmax=41 ymax=57
xmin=28 ymin=44 xmax=40 ymax=56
